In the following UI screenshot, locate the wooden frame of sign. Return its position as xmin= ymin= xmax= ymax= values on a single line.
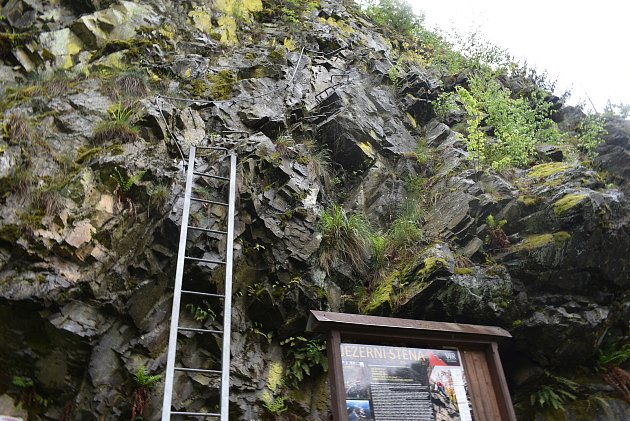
xmin=306 ymin=310 xmax=516 ymax=421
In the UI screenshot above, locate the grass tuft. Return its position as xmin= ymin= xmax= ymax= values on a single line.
xmin=115 ymin=71 xmax=149 ymax=98
xmin=318 ymin=204 xmax=372 ymax=273
xmin=92 ymin=102 xmax=140 ymax=144
xmin=92 ymin=121 xmax=139 ymax=144
xmin=3 ymin=114 xmax=33 ymax=144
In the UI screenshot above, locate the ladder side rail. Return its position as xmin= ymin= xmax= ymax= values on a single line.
xmin=161 ymin=146 xmax=197 ymax=421
xmin=220 ymin=153 xmax=237 ymax=420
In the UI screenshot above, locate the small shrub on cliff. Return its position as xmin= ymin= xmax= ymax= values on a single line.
xmin=258 ymin=0 xmax=318 ymax=25
xmin=148 ymin=183 xmax=170 ymax=213
xmin=32 ymin=187 xmax=64 ymax=217
xmin=11 ymin=375 xmax=50 ymax=413
xmin=318 ymin=204 xmax=372 ymax=272
xmin=456 ymin=74 xmax=561 ymax=169
xmin=280 ymin=336 xmax=327 ymax=389
xmin=597 ymin=341 xmax=630 ymax=370
xmin=485 ymin=214 xmax=510 ymax=249
xmin=603 ymin=100 xmax=630 ymax=119
xmin=306 ymin=147 xmax=332 ymax=186
xmin=433 ymin=91 xmax=459 ymax=121
xmin=364 ymin=0 xmax=424 ymax=37
xmin=597 ymin=340 xmax=630 ymax=402
xmin=576 ymin=114 xmax=607 ymax=156
xmin=111 ymin=167 xmax=146 ymax=216
xmin=386 ymin=217 xmax=424 ymax=253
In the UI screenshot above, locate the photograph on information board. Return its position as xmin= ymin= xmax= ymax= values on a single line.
xmin=340 ymin=343 xmax=473 ymax=421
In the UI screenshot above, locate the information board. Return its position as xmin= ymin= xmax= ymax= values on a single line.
xmin=340 ymin=343 xmax=473 ymax=421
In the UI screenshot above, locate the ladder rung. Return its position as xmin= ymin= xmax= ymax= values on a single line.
xmin=190 ymin=197 xmax=229 ymax=206
xmin=185 ymin=256 xmax=226 ymax=265
xmin=175 ymin=367 xmax=222 ymax=375
xmin=171 ymin=411 xmax=220 ymax=417
xmin=193 ymin=171 xmax=230 ymax=181
xmin=188 ymin=226 xmax=228 ymax=235
xmin=181 ymin=289 xmax=224 ymax=299
xmin=178 ymin=327 xmax=223 ymax=334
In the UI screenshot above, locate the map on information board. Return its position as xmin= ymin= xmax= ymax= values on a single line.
xmin=341 ymin=343 xmax=474 ymax=421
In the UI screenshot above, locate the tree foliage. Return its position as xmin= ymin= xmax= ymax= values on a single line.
xmin=455 ymin=74 xmax=561 ymax=169
xmin=365 ymin=0 xmax=424 ymax=37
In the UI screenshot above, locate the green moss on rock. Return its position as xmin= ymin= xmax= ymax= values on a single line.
xmin=527 ymin=162 xmax=569 ymax=179
xmin=553 ymin=231 xmax=572 ymax=243
xmin=454 ymin=267 xmax=474 ymax=276
xmin=518 ymin=195 xmax=540 ymax=206
xmin=206 ymin=70 xmax=236 ymax=100
xmin=363 ymin=275 xmax=393 ymax=314
xmin=554 ymin=193 xmax=588 ymax=215
xmin=189 ymin=78 xmax=210 ymax=96
xmin=417 ymin=257 xmax=447 ymax=277
xmin=513 ymin=231 xmax=571 ymax=251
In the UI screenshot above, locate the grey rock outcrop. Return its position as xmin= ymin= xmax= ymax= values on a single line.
xmin=0 ymin=1 xmax=628 ymax=420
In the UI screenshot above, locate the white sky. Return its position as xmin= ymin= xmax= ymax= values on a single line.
xmin=406 ymin=0 xmax=630 ymax=112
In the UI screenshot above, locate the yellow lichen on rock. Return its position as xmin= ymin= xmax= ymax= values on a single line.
xmin=212 ymin=0 xmax=263 ymax=44
xmin=261 ymin=360 xmax=284 ymax=407
xmin=188 ymin=7 xmax=213 ymax=34
xmin=358 ymin=141 xmax=376 ymax=159
xmin=39 ymin=28 xmax=84 ymax=69
xmin=283 ymin=37 xmax=296 ymax=52
xmin=267 ymin=361 xmax=283 ymax=392
xmin=405 ymin=112 xmax=417 ymax=128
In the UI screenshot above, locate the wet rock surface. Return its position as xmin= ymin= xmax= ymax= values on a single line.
xmin=0 ymin=0 xmax=628 ymax=420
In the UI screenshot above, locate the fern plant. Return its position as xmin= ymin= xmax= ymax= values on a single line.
xmin=262 ymin=396 xmax=287 ymax=414
xmin=529 ymin=372 xmax=579 ymax=411
xmin=597 ymin=341 xmax=630 ymax=369
xmin=132 ymin=367 xmax=162 ymax=420
xmin=112 ymin=168 xmax=146 ymax=194
xmin=111 ymin=168 xmax=146 ymax=216
xmin=134 ymin=367 xmax=161 ymax=388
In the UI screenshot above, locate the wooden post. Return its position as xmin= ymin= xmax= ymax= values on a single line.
xmin=327 ymin=330 xmax=347 ymax=421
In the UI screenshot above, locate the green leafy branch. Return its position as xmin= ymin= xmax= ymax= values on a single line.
xmin=280 ymin=336 xmax=327 ymax=389
xmin=185 ymin=303 xmax=216 ymax=322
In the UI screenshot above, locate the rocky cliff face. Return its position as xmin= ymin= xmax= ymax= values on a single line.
xmin=0 ymin=0 xmax=628 ymax=420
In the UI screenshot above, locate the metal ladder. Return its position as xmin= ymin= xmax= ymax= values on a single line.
xmin=162 ymin=145 xmax=237 ymax=420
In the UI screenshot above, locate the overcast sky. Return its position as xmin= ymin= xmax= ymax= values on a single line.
xmin=406 ymin=0 xmax=630 ymax=113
